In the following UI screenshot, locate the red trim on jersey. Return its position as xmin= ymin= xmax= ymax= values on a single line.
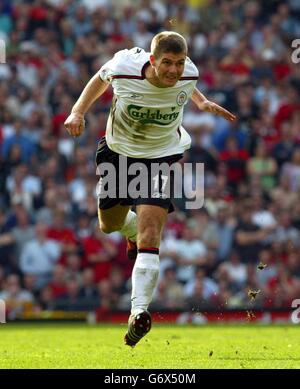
xmin=179 ymin=76 xmax=198 ymax=80
xmin=141 ymin=61 xmax=150 ymax=79
xmin=111 ymin=97 xmax=117 ymax=137
xmin=111 ymin=61 xmax=198 ymax=82
xmin=177 ymin=127 xmax=181 ymax=139
xmin=111 ymin=75 xmax=144 ymax=80
xmin=111 ymin=75 xmax=198 ymax=81
xmin=111 ymin=61 xmax=150 ymax=80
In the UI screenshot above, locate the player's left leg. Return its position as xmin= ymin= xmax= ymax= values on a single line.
xmin=96 ymin=136 xmax=138 ymax=259
xmin=98 ymin=204 xmax=138 ymax=261
xmin=124 ymin=204 xmax=168 ymax=347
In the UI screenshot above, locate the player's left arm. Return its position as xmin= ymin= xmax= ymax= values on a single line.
xmin=191 ymin=88 xmax=236 ymax=122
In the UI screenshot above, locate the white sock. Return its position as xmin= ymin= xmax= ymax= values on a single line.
xmin=131 ymin=251 xmax=160 ymax=316
xmin=119 ymin=210 xmax=137 ymax=242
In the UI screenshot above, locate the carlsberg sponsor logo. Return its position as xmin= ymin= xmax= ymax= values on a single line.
xmin=127 ymin=105 xmax=180 ymax=125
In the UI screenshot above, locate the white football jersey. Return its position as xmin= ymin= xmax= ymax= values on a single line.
xmin=98 ymin=47 xmax=199 ymax=158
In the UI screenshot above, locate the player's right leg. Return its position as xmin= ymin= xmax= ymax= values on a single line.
xmin=124 ymin=204 xmax=168 ymax=347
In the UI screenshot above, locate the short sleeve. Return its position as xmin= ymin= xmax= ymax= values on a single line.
xmin=185 ymin=57 xmax=199 ymax=79
xmin=98 ymin=49 xmax=129 ymax=84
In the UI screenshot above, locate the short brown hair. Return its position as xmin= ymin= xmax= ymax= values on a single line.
xmin=150 ymin=31 xmax=187 ymax=58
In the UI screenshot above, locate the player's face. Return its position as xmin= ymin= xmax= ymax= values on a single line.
xmin=150 ymin=52 xmax=186 ymax=87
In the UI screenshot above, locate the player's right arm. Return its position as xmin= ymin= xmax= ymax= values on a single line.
xmin=64 ymin=74 xmax=109 ymax=137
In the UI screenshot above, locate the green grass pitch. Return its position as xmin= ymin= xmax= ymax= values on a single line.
xmin=0 ymin=323 xmax=299 ymax=368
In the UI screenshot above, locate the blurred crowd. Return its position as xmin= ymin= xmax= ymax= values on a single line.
xmin=1 ymin=0 xmax=300 ymax=319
